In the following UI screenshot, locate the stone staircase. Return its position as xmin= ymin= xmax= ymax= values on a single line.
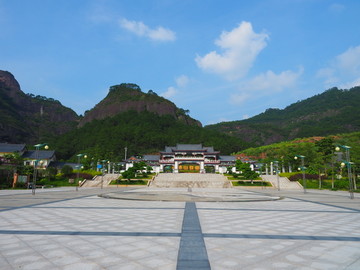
xmin=261 ymin=175 xmax=303 ymax=190
xmin=150 ymin=173 xmax=231 ymax=188
xmin=81 ymin=174 xmax=121 ymax=188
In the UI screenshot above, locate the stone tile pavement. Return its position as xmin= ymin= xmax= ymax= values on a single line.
xmin=0 ymin=187 xmax=359 ymax=269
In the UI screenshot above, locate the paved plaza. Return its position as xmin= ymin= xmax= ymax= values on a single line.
xmin=0 ymin=186 xmax=359 ymax=269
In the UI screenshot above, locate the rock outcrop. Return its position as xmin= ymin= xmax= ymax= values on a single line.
xmin=79 ymin=83 xmax=202 ymax=127
xmin=0 ymin=70 xmax=79 ymax=143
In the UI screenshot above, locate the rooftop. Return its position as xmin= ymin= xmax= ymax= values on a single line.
xmin=0 ymin=143 xmax=26 ymax=153
xmin=163 ymin=144 xmax=216 ymax=153
xmin=22 ymin=150 xmax=56 ymax=160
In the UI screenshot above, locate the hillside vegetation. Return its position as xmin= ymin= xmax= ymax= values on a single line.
xmin=206 ymin=86 xmax=360 ymax=146
xmin=237 ymin=132 xmax=360 ymax=174
xmin=51 ymin=110 xmax=250 ymax=161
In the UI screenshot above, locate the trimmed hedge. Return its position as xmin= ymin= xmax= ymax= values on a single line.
xmin=232 ymin=180 xmax=271 ymax=186
xmin=289 ymin=173 xmax=326 ymax=181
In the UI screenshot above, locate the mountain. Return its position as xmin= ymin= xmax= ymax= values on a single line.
xmin=205 ymin=86 xmax=360 ymax=146
xmin=79 ymin=83 xmax=201 ymax=127
xmin=1 ymin=71 xmax=248 ymax=159
xmin=0 ymin=70 xmax=79 ymax=144
xmin=51 ymin=110 xmax=249 ymax=161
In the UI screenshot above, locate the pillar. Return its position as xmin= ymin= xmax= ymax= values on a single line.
xmin=200 ymin=161 xmax=205 ymax=173
xmin=174 ymin=161 xmax=179 ymax=173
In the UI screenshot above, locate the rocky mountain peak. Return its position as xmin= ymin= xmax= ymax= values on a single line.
xmin=80 ymin=83 xmax=202 ymax=127
xmin=0 ymin=70 xmax=22 ymax=98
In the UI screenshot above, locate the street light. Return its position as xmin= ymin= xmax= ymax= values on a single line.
xmin=101 ymin=160 xmax=108 ymax=189
xmin=273 ymin=161 xmax=280 ymax=191
xmin=32 ymin=143 xmax=49 ymax=195
xmin=335 ymin=145 xmax=354 ymax=199
xmin=76 ymin=154 xmax=87 ymax=191
xmin=294 ymin=155 xmax=306 ymax=194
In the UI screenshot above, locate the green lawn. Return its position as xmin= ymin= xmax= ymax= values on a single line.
xmin=37 ymin=178 xmax=78 ymax=187
xmin=297 ymin=179 xmax=359 ymax=191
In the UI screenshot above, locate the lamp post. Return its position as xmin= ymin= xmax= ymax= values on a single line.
xmin=335 ymin=145 xmax=354 ymax=199
xmin=294 ymin=155 xmax=306 ymax=194
xmin=32 ymin=143 xmax=49 ymax=195
xmin=76 ymin=154 xmax=87 ymax=191
xmin=101 ymin=160 xmax=107 ymax=189
xmin=273 ymin=161 xmax=280 ymax=191
xmin=257 ymin=163 xmax=264 ymax=189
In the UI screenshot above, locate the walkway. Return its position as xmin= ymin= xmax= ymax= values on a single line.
xmin=0 ymin=187 xmax=359 ymax=269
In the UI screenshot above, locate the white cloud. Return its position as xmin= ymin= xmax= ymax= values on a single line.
xmin=316 ymin=67 xmax=338 ymax=87
xmin=119 ymin=18 xmax=176 ymax=42
xmin=195 ymin=21 xmax=269 ymax=80
xmin=161 ymin=75 xmax=190 ymax=99
xmin=161 ymin=86 xmax=177 ymax=99
xmin=242 ymin=67 xmax=303 ymax=92
xmin=229 ymin=92 xmax=251 ymax=105
xmin=175 ymin=75 xmax=189 ymax=88
xmin=336 ymin=46 xmax=360 ymax=75
xmin=317 ymin=45 xmax=360 ymax=89
xmin=229 ymin=68 xmax=302 ymax=105
xmin=148 ymin=26 xmax=176 ymax=42
xmin=340 ymin=78 xmax=360 ymax=89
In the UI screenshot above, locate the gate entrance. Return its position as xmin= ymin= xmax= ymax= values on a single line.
xmin=179 ymin=163 xmax=200 ymax=173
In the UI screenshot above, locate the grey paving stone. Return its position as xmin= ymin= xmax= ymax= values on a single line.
xmin=0 ymin=187 xmax=359 ymax=269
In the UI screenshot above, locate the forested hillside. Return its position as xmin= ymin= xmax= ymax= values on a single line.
xmin=0 ymin=70 xmax=79 ymax=143
xmin=3 ymin=69 xmax=360 ymax=164
xmin=51 ymin=110 xmax=250 ymax=161
xmin=237 ymin=132 xmax=360 ymax=173
xmin=206 ymin=87 xmax=360 ymax=146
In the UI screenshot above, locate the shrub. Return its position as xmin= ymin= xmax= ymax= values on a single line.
xmin=289 ymin=173 xmax=327 ymax=181
xmin=67 ymin=172 xmax=93 ymax=180
xmin=61 ymin=165 xmax=73 ymax=175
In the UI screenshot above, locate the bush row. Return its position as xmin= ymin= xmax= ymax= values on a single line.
xmin=289 ymin=173 xmax=327 ymax=181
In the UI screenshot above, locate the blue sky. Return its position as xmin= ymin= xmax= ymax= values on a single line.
xmin=1 ymin=0 xmax=360 ymax=125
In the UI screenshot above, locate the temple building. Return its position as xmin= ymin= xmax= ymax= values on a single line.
xmin=141 ymin=144 xmax=236 ymax=173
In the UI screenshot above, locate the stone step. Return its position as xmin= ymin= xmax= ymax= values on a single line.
xmin=261 ymin=175 xmax=303 ymax=190
xmin=151 ymin=173 xmax=231 ymax=188
xmin=81 ymin=174 xmax=120 ymax=187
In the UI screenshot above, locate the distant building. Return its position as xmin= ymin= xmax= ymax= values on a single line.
xmin=0 ymin=143 xmax=56 ymax=169
xmin=125 ymin=144 xmax=236 ymax=173
xmin=0 ymin=143 xmax=27 ymax=157
xmin=22 ymin=150 xmax=56 ymax=169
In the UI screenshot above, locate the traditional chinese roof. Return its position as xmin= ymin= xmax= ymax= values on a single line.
xmin=0 ymin=143 xmax=26 ymax=154
xmin=143 ymin=155 xmax=160 ymax=161
xmin=219 ymin=155 xmax=236 ymax=162
xmin=22 ymin=150 xmax=56 ymax=160
xmin=163 ymin=144 xmax=217 ymax=153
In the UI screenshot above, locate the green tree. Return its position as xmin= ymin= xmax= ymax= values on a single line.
xmin=45 ymin=167 xmax=57 ymax=180
xmin=122 ymin=168 xmax=135 ymax=180
xmin=61 ymin=165 xmax=73 ymax=175
xmin=235 ymin=160 xmax=259 ymax=180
